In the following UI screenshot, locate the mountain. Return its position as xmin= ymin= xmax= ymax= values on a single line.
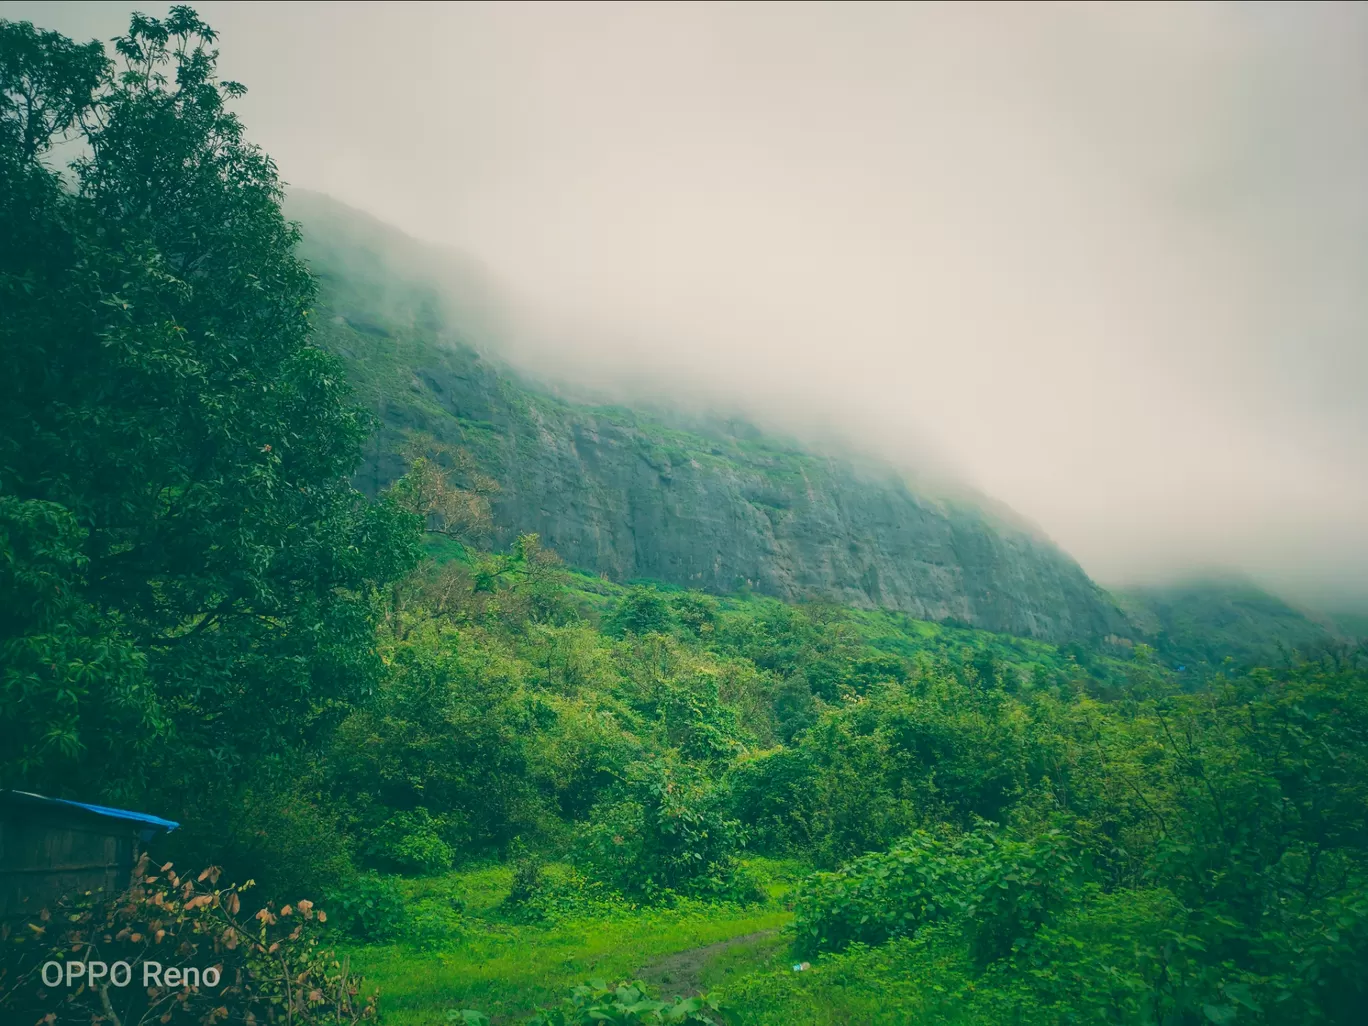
xmin=288 ymin=192 xmax=1129 ymax=642
xmin=1115 ymin=577 xmax=1346 ymax=671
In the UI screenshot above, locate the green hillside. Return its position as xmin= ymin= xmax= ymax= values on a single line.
xmin=1116 ymin=578 xmax=1345 ymax=672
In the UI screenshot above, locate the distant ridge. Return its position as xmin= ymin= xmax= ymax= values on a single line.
xmin=1115 ymin=576 xmax=1347 ymax=670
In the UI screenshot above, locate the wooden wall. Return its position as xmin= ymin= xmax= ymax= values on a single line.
xmin=0 ymin=808 xmax=137 ymax=919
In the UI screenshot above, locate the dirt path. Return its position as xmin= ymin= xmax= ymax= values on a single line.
xmin=635 ymin=929 xmax=781 ymax=998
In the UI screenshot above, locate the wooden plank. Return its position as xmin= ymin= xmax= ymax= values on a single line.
xmin=0 ymin=809 xmax=139 ymax=919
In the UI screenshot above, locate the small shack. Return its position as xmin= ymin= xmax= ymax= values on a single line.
xmin=0 ymin=790 xmax=179 ymax=920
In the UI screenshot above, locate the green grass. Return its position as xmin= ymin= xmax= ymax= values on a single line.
xmin=717 ymin=934 xmax=986 ymax=1026
xmin=693 ymin=931 xmax=790 ymax=991
xmin=342 ymin=860 xmax=800 ymax=1025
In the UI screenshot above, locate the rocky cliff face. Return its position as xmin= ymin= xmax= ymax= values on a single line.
xmin=294 ymin=192 xmax=1128 ymax=642
xmin=493 ymin=419 xmax=1123 ymax=641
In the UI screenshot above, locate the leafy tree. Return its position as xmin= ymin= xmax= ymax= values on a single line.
xmin=390 ymin=432 xmax=499 ymax=545
xmin=607 ymin=586 xmax=676 ymax=637
xmin=0 ymin=497 xmax=162 ymax=796
xmin=576 ymin=758 xmax=753 ymax=902
xmin=0 ymin=18 xmax=106 ymax=159
xmin=670 ymin=591 xmax=719 ymax=636
xmin=0 ymin=8 xmax=420 ymax=803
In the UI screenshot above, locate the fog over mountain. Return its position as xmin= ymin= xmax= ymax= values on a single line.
xmin=9 ymin=0 xmax=1367 ymax=612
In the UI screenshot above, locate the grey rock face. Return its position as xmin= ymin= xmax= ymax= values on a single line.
xmin=354 ymin=336 xmax=1126 ymax=643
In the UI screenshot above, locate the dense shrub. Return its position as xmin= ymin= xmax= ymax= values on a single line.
xmin=607 ymin=587 xmax=677 ymax=637
xmin=328 ymin=638 xmax=548 ymax=856
xmin=0 ymin=854 xmax=376 ymax=1025
xmin=727 ymin=747 xmax=816 ymax=852
xmin=669 ymin=592 xmax=719 ymax=636
xmin=644 ymin=671 xmax=753 ymax=764
xmin=363 ymin=807 xmax=456 ymax=875
xmin=525 ymin=692 xmax=643 ymax=820
xmin=504 ymin=848 xmax=546 ymax=910
xmin=190 ymin=783 xmax=358 ymax=904
xmin=792 ymin=825 xmax=1084 ymax=958
xmin=958 ymin=828 xmax=1086 ymax=965
xmin=524 ymin=979 xmax=727 ymax=1025
xmin=575 ymin=759 xmax=755 ymax=902
xmin=325 ymin=872 xmax=408 ymax=942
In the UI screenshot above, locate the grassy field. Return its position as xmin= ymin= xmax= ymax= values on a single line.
xmin=343 ymin=860 xmax=805 ymax=1025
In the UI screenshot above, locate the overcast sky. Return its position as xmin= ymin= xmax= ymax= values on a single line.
xmin=7 ymin=1 xmax=1367 ymax=609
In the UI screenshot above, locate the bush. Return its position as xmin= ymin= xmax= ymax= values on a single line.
xmin=792 ymin=825 xmax=1085 ymax=959
xmin=326 ymin=872 xmax=408 ymax=942
xmin=670 ymin=592 xmax=719 ymax=636
xmin=504 ymin=863 xmax=630 ymax=924
xmin=0 ymin=854 xmax=376 ymax=1025
xmin=575 ymin=759 xmax=754 ymax=903
xmin=363 ymin=807 xmax=456 ymax=875
xmin=650 ymin=671 xmax=752 ymax=764
xmin=406 ymin=894 xmax=475 ymax=951
xmin=197 ymin=785 xmax=357 ymax=903
xmin=524 ymin=979 xmax=727 ymax=1025
xmin=961 ymin=828 xmax=1084 ymax=966
xmin=606 ymin=587 xmax=676 ymax=637
xmin=728 ymin=747 xmax=816 ymax=853
xmin=505 ymin=851 xmax=545 ymax=908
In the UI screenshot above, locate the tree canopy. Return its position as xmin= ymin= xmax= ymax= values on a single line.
xmin=0 ymin=6 xmax=419 ymax=799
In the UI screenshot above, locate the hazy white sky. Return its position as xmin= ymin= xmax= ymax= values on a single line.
xmin=7 ymin=1 xmax=1367 ymax=607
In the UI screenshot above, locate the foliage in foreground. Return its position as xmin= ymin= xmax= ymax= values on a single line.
xmin=793 ymin=825 xmax=1081 ymax=962
xmin=522 ymin=980 xmax=727 ymax=1026
xmin=0 ymin=5 xmax=419 ymax=830
xmin=449 ymin=979 xmax=726 ymax=1026
xmin=767 ymin=658 xmax=1368 ymax=1024
xmin=0 ymin=854 xmax=374 ymax=1025
xmin=342 ymin=863 xmax=790 ymax=1025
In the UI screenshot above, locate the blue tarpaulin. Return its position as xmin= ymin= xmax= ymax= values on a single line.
xmin=1 ymin=790 xmax=178 ymax=839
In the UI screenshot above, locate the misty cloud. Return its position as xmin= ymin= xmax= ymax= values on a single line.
xmin=7 ymin=1 xmax=1367 ymax=609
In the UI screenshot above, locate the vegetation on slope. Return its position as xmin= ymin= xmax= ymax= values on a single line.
xmin=1117 ymin=578 xmax=1347 ymax=673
